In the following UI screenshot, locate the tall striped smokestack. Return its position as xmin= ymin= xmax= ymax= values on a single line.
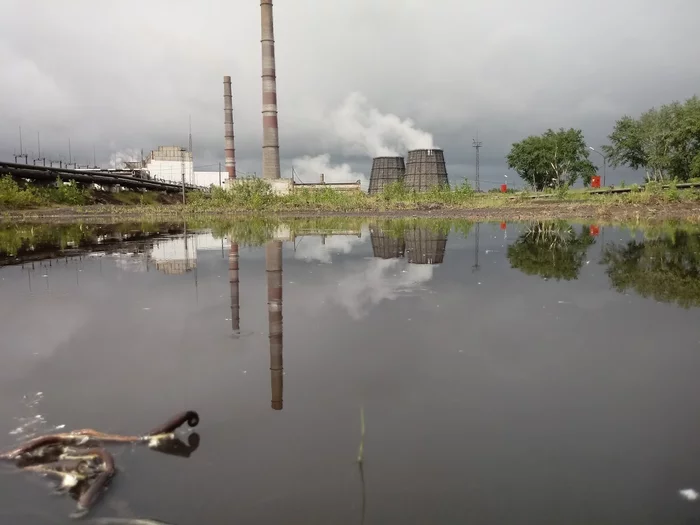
xmin=266 ymin=240 xmax=283 ymax=410
xmin=260 ymin=0 xmax=281 ymax=179
xmin=229 ymin=241 xmax=240 ymax=333
xmin=223 ymin=76 xmax=236 ymax=180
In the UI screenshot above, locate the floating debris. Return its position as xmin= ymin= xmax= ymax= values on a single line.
xmin=0 ymin=409 xmax=200 ymax=519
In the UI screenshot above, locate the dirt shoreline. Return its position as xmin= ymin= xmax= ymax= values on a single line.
xmin=1 ymin=201 xmax=699 ymax=224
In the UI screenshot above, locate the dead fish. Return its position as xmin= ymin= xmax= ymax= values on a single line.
xmin=89 ymin=519 xmax=176 ymax=525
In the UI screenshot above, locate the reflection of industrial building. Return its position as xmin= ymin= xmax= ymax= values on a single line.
xmin=266 ymin=241 xmax=283 ymax=411
xmin=151 ymin=236 xmax=197 ymax=275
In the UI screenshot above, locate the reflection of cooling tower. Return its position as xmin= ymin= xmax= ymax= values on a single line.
xmin=368 ymin=156 xmax=405 ymax=195
xmin=229 ymin=242 xmax=240 ymax=333
xmin=403 ymin=149 xmax=449 ymax=192
xmin=404 ymin=227 xmax=447 ymax=264
xmin=370 ymin=226 xmax=405 ymax=259
xmin=266 ymin=241 xmax=283 ymax=411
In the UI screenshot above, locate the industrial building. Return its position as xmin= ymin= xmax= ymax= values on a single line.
xmin=132 ymin=146 xmax=224 ymax=188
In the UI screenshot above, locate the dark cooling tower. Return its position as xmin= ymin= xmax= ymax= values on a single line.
xmin=368 ymin=156 xmax=405 ymax=194
xmin=403 ymin=149 xmax=449 ymax=192
xmin=404 ymin=226 xmax=447 ymax=264
xmin=370 ymin=225 xmax=405 ymax=259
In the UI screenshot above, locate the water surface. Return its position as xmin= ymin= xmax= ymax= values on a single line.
xmin=1 ymin=218 xmax=699 ymax=524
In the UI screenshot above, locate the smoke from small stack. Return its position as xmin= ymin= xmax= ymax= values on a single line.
xmin=260 ymin=0 xmax=281 ymax=179
xmin=266 ymin=240 xmax=283 ymax=410
xmin=223 ymin=76 xmax=236 ymax=180
xmin=229 ymin=241 xmax=240 ymax=333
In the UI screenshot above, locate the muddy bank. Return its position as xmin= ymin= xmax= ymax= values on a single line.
xmin=1 ymin=200 xmax=699 ymax=224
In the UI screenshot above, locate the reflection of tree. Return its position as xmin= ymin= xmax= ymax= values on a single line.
xmin=507 ymin=221 xmax=595 ymax=281
xmin=601 ymin=230 xmax=700 ymax=309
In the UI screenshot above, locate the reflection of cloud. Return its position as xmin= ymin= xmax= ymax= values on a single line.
xmin=111 ymin=252 xmax=148 ymax=272
xmin=294 ymin=235 xmax=365 ymax=264
xmin=330 ymin=258 xmax=434 ymax=319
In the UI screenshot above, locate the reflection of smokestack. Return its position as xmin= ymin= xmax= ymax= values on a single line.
xmin=260 ymin=0 xmax=281 ymax=179
xmin=223 ymin=76 xmax=236 ymax=180
xmin=229 ymin=241 xmax=240 ymax=333
xmin=266 ymin=241 xmax=283 ymax=410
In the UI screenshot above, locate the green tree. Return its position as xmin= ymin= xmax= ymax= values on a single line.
xmin=507 ymin=221 xmax=595 ymax=281
xmin=506 ymin=128 xmax=597 ymax=190
xmin=603 ymin=95 xmax=700 ymax=182
xmin=601 ymin=229 xmax=700 ymax=309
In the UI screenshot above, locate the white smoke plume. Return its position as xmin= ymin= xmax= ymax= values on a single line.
xmin=290 ymin=92 xmax=435 ymax=190
xmin=329 ymin=92 xmax=436 ymax=157
xmin=292 ymin=153 xmax=368 ymax=189
xmin=109 ymin=148 xmax=141 ymax=169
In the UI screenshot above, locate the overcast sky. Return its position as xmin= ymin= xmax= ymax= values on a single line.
xmin=2 ymin=0 xmax=698 ymax=188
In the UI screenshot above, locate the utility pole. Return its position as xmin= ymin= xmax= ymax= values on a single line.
xmin=36 ymin=132 xmax=46 ymax=166
xmin=18 ymin=126 xmax=28 ymax=164
xmin=93 ymin=145 xmax=97 ymax=168
xmin=472 ymin=132 xmax=482 ymax=192
xmin=218 ymin=162 xmax=222 ymax=187
xmin=588 ymin=146 xmax=607 ymax=187
xmin=181 ymin=149 xmax=186 ymax=205
xmin=188 ymin=115 xmax=193 ymax=185
xmin=472 ymin=223 xmax=480 ymax=273
xmin=68 ymin=138 xmax=72 ymax=167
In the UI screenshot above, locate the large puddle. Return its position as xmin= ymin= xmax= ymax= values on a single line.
xmin=0 ymin=218 xmax=699 ymax=524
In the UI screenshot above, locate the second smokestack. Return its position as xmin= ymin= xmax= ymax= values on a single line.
xmin=260 ymin=0 xmax=281 ymax=179
xmin=223 ymin=75 xmax=236 ymax=180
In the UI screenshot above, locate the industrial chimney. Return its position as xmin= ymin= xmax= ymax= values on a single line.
xmin=260 ymin=0 xmax=281 ymax=179
xmin=223 ymin=76 xmax=236 ymax=180
xmin=266 ymin=240 xmax=283 ymax=410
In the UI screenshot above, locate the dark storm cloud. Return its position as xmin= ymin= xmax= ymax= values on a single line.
xmin=1 ymin=0 xmax=698 ymax=183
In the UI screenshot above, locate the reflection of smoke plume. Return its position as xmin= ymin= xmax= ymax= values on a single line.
xmin=294 ymin=234 xmax=365 ymax=264
xmin=292 ymin=154 xmax=367 ymax=188
xmin=329 ymin=258 xmax=433 ymax=320
xmin=330 ymin=92 xmax=436 ymax=157
xmin=109 ymin=148 xmax=141 ymax=169
xmin=266 ymin=241 xmax=283 ymax=411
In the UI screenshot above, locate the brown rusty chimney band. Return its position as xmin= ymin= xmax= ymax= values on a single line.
xmin=229 ymin=241 xmax=240 ymax=332
xmin=260 ymin=0 xmax=281 ymax=179
xmin=266 ymin=240 xmax=283 ymax=410
xmin=223 ymin=76 xmax=236 ymax=180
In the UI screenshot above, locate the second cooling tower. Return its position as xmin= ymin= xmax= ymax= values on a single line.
xmin=403 ymin=149 xmax=449 ymax=192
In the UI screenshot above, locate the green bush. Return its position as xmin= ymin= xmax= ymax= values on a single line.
xmin=0 ymin=176 xmax=47 ymax=208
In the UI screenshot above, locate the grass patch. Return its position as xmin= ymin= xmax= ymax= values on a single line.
xmin=0 ymin=175 xmax=90 ymax=208
xmin=2 ymin=175 xmax=700 ymax=215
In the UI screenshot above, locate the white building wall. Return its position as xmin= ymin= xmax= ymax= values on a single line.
xmin=194 ymin=171 xmax=225 ymax=188
xmin=145 ymin=159 xmax=194 ymax=184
